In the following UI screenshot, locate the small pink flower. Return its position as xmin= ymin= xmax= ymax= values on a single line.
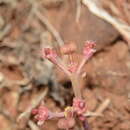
xmin=41 ymin=48 xmax=57 ymax=63
xmin=83 ymin=41 xmax=96 ymax=59
xmin=64 ymin=106 xmax=74 ymax=118
xmin=32 ymin=106 xmax=49 ymax=125
xmin=73 ymin=98 xmax=87 ymax=115
xmin=32 ymin=108 xmax=38 ymax=115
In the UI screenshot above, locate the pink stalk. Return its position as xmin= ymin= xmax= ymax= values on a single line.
xmin=56 ymin=58 xmax=72 ymax=77
xmin=48 ymin=112 xmax=64 ymax=119
xmin=32 ymin=41 xmax=96 ymax=129
xmin=70 ymin=74 xmax=82 ymax=99
xmin=76 ymin=58 xmax=87 ymax=74
xmin=77 ymin=41 xmax=96 ymax=74
xmin=42 ymin=48 xmax=71 ymax=77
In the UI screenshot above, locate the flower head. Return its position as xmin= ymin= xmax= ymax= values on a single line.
xmin=64 ymin=106 xmax=74 ymax=118
xmin=83 ymin=41 xmax=96 ymax=59
xmin=41 ymin=48 xmax=57 ymax=63
xmin=73 ymin=98 xmax=87 ymax=115
xmin=32 ymin=105 xmax=49 ymax=125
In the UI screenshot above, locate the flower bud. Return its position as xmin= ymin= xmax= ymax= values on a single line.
xmin=83 ymin=41 xmax=96 ymax=59
xmin=60 ymin=42 xmax=77 ymax=55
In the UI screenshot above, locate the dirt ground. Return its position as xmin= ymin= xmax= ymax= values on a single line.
xmin=0 ymin=0 xmax=130 ymax=130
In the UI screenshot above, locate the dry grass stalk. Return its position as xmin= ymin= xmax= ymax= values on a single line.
xmin=89 ymin=98 xmax=111 ymax=123
xmin=17 ymin=88 xmax=48 ymax=123
xmin=82 ymin=0 xmax=130 ymax=46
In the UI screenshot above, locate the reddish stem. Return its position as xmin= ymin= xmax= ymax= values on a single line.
xmin=82 ymin=120 xmax=91 ymax=130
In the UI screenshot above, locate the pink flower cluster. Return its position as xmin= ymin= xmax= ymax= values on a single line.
xmin=83 ymin=41 xmax=96 ymax=59
xmin=31 ymin=41 xmax=96 ymax=130
xmin=41 ymin=48 xmax=57 ymax=64
xmin=31 ymin=98 xmax=87 ymax=128
xmin=32 ymin=106 xmax=49 ymax=125
xmin=73 ymin=98 xmax=86 ymax=115
xmin=41 ymin=41 xmax=96 ymax=75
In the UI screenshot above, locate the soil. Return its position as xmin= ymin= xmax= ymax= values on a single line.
xmin=0 ymin=0 xmax=130 ymax=130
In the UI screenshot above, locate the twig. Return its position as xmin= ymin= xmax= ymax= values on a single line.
xmin=89 ymin=98 xmax=110 ymax=123
xmin=28 ymin=120 xmax=40 ymax=130
xmin=28 ymin=0 xmax=64 ymax=46
xmin=0 ymin=76 xmax=30 ymax=89
xmin=0 ymin=109 xmax=13 ymax=122
xmin=97 ymin=70 xmax=128 ymax=77
xmin=0 ymin=24 xmax=11 ymax=40
xmin=17 ymin=88 xmax=48 ymax=122
xmin=82 ymin=120 xmax=91 ymax=130
xmin=84 ymin=111 xmax=103 ymax=117
xmin=34 ymin=9 xmax=64 ymax=46
xmin=105 ymin=71 xmax=128 ymax=77
xmin=82 ymin=0 xmax=130 ymax=46
xmin=76 ymin=0 xmax=81 ymax=23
